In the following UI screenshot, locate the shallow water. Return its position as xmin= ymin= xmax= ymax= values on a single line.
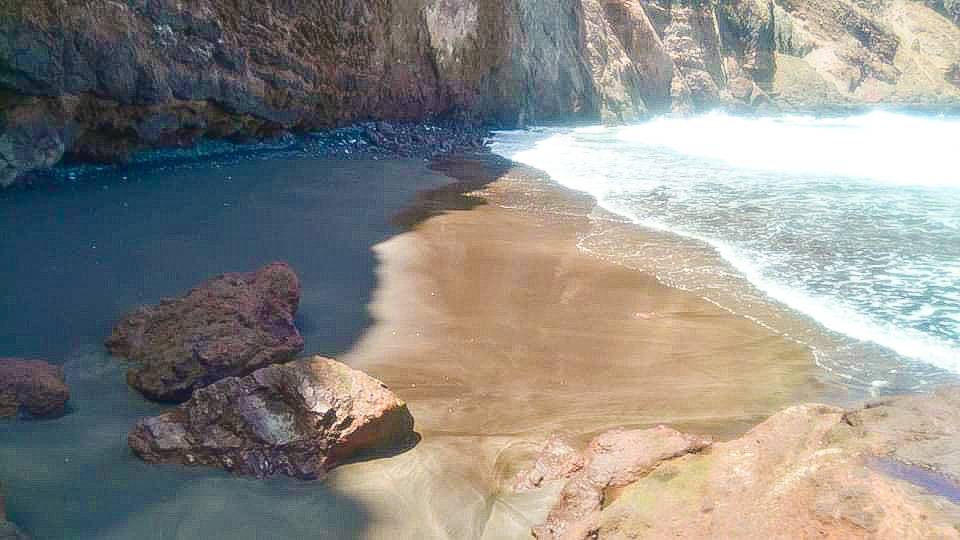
xmin=0 ymin=156 xmax=450 ymax=539
xmin=493 ymin=112 xmax=960 ymax=391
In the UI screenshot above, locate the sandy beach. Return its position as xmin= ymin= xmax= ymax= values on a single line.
xmin=323 ymin=155 xmax=830 ymax=538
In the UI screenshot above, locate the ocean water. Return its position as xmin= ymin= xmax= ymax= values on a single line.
xmin=493 ymin=112 xmax=960 ymax=391
xmin=0 ymin=156 xmax=451 ymax=539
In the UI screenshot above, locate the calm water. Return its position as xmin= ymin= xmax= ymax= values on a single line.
xmin=493 ymin=112 xmax=960 ymax=390
xmin=0 ymin=155 xmax=450 ymax=539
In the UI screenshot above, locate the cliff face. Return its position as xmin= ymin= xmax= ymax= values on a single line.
xmin=0 ymin=0 xmax=958 ymax=186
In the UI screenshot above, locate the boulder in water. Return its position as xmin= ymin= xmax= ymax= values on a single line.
xmin=106 ymin=262 xmax=304 ymax=402
xmin=128 ymin=356 xmax=416 ymax=479
xmin=0 ymin=358 xmax=70 ymax=419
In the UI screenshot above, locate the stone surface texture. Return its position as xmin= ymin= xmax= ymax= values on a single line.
xmin=128 ymin=355 xmax=416 ymax=479
xmin=525 ymin=387 xmax=960 ymax=539
xmin=0 ymin=358 xmax=70 ymax=419
xmin=105 ymin=262 xmax=303 ymax=402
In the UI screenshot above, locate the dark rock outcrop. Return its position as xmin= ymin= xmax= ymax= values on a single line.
xmin=0 ymin=358 xmax=70 ymax=419
xmin=526 ymin=387 xmax=960 ymax=539
xmin=0 ymin=0 xmax=958 ymax=185
xmin=106 ymin=262 xmax=303 ymax=402
xmin=128 ymin=355 xmax=416 ymax=479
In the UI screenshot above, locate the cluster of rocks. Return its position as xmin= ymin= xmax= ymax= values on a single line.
xmin=0 ymin=262 xmax=417 ymax=536
xmin=104 ymin=262 xmax=416 ymax=479
xmin=518 ymin=387 xmax=960 ymax=539
xmin=308 ymin=121 xmax=490 ymax=161
xmin=3 ymin=262 xmax=416 ymax=482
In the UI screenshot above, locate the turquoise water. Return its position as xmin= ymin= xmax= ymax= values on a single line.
xmin=0 ymin=156 xmax=450 ymax=539
xmin=493 ymin=112 xmax=960 ymax=390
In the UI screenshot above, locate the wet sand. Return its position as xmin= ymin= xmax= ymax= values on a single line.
xmin=324 ymin=155 xmax=828 ymax=538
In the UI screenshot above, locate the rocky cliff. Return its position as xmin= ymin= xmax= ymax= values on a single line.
xmin=1 ymin=0 xmax=958 ymax=186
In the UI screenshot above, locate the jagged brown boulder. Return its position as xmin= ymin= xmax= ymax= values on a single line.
xmin=0 ymin=358 xmax=70 ymax=419
xmin=527 ymin=387 xmax=960 ymax=539
xmin=128 ymin=356 xmax=416 ymax=479
xmin=106 ymin=262 xmax=303 ymax=402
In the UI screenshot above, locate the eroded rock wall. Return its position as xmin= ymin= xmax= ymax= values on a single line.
xmin=0 ymin=0 xmax=958 ymax=185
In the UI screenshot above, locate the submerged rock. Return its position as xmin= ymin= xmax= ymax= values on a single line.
xmin=0 ymin=482 xmax=29 ymax=540
xmin=530 ymin=387 xmax=960 ymax=539
xmin=0 ymin=358 xmax=70 ymax=419
xmin=128 ymin=356 xmax=416 ymax=479
xmin=106 ymin=262 xmax=303 ymax=402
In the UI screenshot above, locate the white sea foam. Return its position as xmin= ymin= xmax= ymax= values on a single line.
xmin=492 ymin=112 xmax=960 ymax=377
xmin=617 ymin=111 xmax=960 ymax=188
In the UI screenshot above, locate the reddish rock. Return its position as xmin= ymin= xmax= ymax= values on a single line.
xmin=128 ymin=356 xmax=416 ymax=479
xmin=532 ymin=426 xmax=712 ymax=540
xmin=0 ymin=358 xmax=70 ymax=419
xmin=106 ymin=262 xmax=303 ymax=402
xmin=524 ymin=389 xmax=960 ymax=539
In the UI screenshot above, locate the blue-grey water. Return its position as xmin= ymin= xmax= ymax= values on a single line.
xmin=0 ymin=155 xmax=450 ymax=539
xmin=493 ymin=112 xmax=960 ymax=391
